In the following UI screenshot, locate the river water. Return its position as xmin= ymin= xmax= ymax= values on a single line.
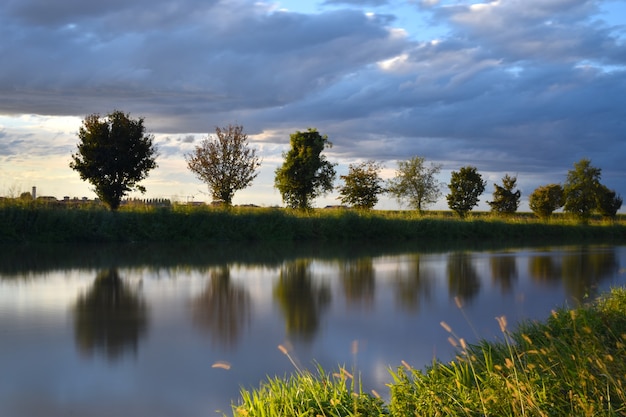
xmin=0 ymin=241 xmax=624 ymax=416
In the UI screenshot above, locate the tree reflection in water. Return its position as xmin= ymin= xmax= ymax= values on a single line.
xmin=490 ymin=254 xmax=518 ymax=294
xmin=191 ymin=265 xmax=251 ymax=349
xmin=529 ymin=254 xmax=562 ymax=285
xmin=392 ymin=254 xmax=434 ymax=312
xmin=73 ymin=269 xmax=148 ymax=361
xmin=447 ymin=252 xmax=481 ymax=304
xmin=274 ymin=259 xmax=330 ymax=342
xmin=339 ymin=257 xmax=375 ymax=310
xmin=528 ymin=247 xmax=619 ymax=303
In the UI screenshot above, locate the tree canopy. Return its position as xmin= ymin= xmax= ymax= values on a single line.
xmin=446 ymin=166 xmax=486 ymax=218
xmin=337 ymin=161 xmax=384 ymax=210
xmin=185 ymin=124 xmax=261 ymax=205
xmin=387 ymin=156 xmax=443 ymax=213
xmin=274 ymin=129 xmax=336 ymax=210
xmin=563 ymin=158 xmax=602 ymax=221
xmin=529 ymin=184 xmax=564 ymax=219
xmin=488 ymin=174 xmax=521 ymax=215
xmin=69 ymin=110 xmax=158 ymax=210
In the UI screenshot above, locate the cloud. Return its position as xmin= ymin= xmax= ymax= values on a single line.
xmin=1 ymin=0 xmax=625 ymax=207
xmin=323 ymin=0 xmax=390 ymax=6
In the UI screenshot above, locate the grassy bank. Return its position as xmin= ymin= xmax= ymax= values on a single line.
xmin=232 ymin=287 xmax=626 ymax=416
xmin=0 ymin=201 xmax=625 ymax=243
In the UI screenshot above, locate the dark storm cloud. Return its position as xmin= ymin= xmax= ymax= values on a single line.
xmin=0 ymin=0 xmax=406 ymax=133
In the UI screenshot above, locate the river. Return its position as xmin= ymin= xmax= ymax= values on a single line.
xmin=0 ymin=241 xmax=624 ymax=416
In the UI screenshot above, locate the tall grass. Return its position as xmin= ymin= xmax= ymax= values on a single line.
xmin=1 ymin=201 xmax=625 ymax=243
xmin=232 ymin=344 xmax=387 ymax=416
xmin=233 ymin=288 xmax=626 ymax=416
xmin=389 ymin=288 xmax=626 ymax=416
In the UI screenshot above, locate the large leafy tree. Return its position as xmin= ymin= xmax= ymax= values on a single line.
xmin=70 ymin=110 xmax=158 ymax=211
xmin=446 ymin=166 xmax=486 ymax=218
xmin=529 ymin=184 xmax=564 ymax=219
xmin=488 ymin=174 xmax=521 ymax=215
xmin=337 ymin=160 xmax=384 ymax=210
xmin=528 ymin=184 xmax=564 ymax=219
xmin=387 ymin=156 xmax=443 ymax=213
xmin=185 ymin=124 xmax=261 ymax=205
xmin=597 ymin=185 xmax=623 ymax=219
xmin=274 ymin=129 xmax=336 ymax=210
xmin=563 ymin=158 xmax=602 ymax=221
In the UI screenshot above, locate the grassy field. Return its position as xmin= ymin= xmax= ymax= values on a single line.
xmin=232 ymin=287 xmax=626 ymax=416
xmin=0 ymin=199 xmax=625 ymax=243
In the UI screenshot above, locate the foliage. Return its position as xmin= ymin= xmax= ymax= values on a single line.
xmin=274 ymin=128 xmax=337 ymax=209
xmin=529 ymin=183 xmax=564 ymax=219
xmin=389 ymin=287 xmax=626 ymax=416
xmin=387 ymin=156 xmax=443 ymax=213
xmin=69 ymin=110 xmax=158 ymax=211
xmin=597 ymin=185 xmax=623 ymax=219
xmin=233 ymin=361 xmax=388 ymax=416
xmin=563 ymin=158 xmax=603 ymax=222
xmin=446 ymin=166 xmax=486 ymax=218
xmin=185 ymin=124 xmax=261 ymax=205
xmin=337 ymin=161 xmax=385 ymax=209
xmin=488 ymin=174 xmax=521 ymax=215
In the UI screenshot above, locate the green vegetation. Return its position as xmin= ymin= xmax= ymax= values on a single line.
xmin=1 ymin=200 xmax=626 ymax=244
xmin=529 ymin=184 xmax=564 ymax=220
xmin=232 ymin=287 xmax=626 ymax=416
xmin=185 ymin=124 xmax=261 ymax=205
xmin=337 ymin=161 xmax=385 ymax=210
xmin=387 ymin=156 xmax=443 ymax=213
xmin=69 ymin=110 xmax=158 ymax=211
xmin=447 ymin=166 xmax=487 ymax=218
xmin=488 ymin=174 xmax=521 ymax=215
xmin=564 ymin=158 xmax=622 ymax=222
xmin=274 ymin=128 xmax=337 ymax=210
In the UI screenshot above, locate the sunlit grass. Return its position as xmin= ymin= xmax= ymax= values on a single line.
xmin=231 ymin=288 xmax=626 ymax=416
xmin=388 ymin=288 xmax=626 ymax=416
xmin=0 ymin=199 xmax=624 ymax=243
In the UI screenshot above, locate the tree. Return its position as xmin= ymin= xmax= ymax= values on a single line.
xmin=185 ymin=124 xmax=261 ymax=205
xmin=387 ymin=156 xmax=443 ymax=213
xmin=69 ymin=110 xmax=158 ymax=211
xmin=274 ymin=129 xmax=336 ymax=210
xmin=446 ymin=166 xmax=486 ymax=218
xmin=488 ymin=174 xmax=521 ymax=215
xmin=529 ymin=184 xmax=564 ymax=219
xmin=337 ymin=161 xmax=384 ymax=209
xmin=563 ymin=158 xmax=602 ymax=221
xmin=597 ymin=185 xmax=623 ymax=219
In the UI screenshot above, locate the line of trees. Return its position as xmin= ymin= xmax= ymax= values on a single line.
xmin=68 ymin=112 xmax=622 ymax=220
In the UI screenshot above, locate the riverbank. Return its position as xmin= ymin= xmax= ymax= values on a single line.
xmin=1 ymin=202 xmax=625 ymax=243
xmin=232 ymin=287 xmax=626 ymax=416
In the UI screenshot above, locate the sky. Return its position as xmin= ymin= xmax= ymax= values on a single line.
xmin=1 ymin=0 xmax=625 ymax=210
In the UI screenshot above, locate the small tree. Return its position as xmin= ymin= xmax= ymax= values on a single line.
xmin=387 ymin=156 xmax=443 ymax=213
xmin=274 ymin=129 xmax=336 ymax=210
xmin=337 ymin=161 xmax=384 ymax=210
xmin=70 ymin=110 xmax=158 ymax=211
xmin=185 ymin=124 xmax=261 ymax=205
xmin=446 ymin=166 xmax=486 ymax=218
xmin=488 ymin=174 xmax=521 ymax=215
xmin=597 ymin=185 xmax=623 ymax=219
xmin=563 ymin=158 xmax=602 ymax=222
xmin=529 ymin=184 xmax=564 ymax=219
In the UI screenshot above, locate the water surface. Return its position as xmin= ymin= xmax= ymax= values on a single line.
xmin=1 ymin=241 xmax=624 ymax=416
